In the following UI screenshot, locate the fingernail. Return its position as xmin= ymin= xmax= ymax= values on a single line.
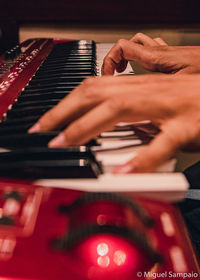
xmin=114 ymin=164 xmax=134 ymax=174
xmin=28 ymin=123 xmax=41 ymax=133
xmin=48 ymin=133 xmax=66 ymax=148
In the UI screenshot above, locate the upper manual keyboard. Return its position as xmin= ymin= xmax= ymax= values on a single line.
xmin=0 ymin=39 xmax=103 ymax=178
xmin=0 ymin=39 xmax=156 ymax=178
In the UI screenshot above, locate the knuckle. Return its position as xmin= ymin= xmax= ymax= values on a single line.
xmin=82 ymin=76 xmax=96 ymax=86
xmin=162 ymin=128 xmax=181 ymax=148
xmin=135 ymin=32 xmax=143 ymax=37
xmin=144 ymin=49 xmax=163 ymax=67
xmin=106 ymin=97 xmax=127 ymax=113
xmin=105 ymin=53 xmax=114 ymax=62
xmin=81 ymin=78 xmax=99 ymax=100
xmin=147 ymin=52 xmax=158 ymax=65
xmin=103 ymin=52 xmax=114 ymax=65
xmin=117 ymin=38 xmax=127 ymax=47
xmin=82 ymin=86 xmax=95 ymax=100
xmin=82 ymin=83 xmax=102 ymax=102
xmin=134 ymin=32 xmax=145 ymax=39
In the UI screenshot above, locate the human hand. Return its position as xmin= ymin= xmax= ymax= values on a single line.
xmin=28 ymin=74 xmax=200 ymax=173
xmin=102 ymin=33 xmax=200 ymax=75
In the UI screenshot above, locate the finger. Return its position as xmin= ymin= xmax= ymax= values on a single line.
xmin=116 ymin=59 xmax=128 ymax=73
xmin=114 ymin=121 xmax=185 ymax=173
xmin=48 ymin=98 xmax=124 ymax=147
xmin=28 ymin=88 xmax=88 ymax=133
xmin=28 ymin=73 xmax=184 ymax=134
xmin=153 ymin=37 xmax=168 ymax=46
xmin=102 ymin=39 xmax=145 ymax=75
xmin=48 ymin=85 xmax=164 ymax=148
xmin=102 ymin=41 xmax=126 ymax=75
xmin=176 ymin=66 xmax=198 ymax=75
xmin=28 ymin=77 xmax=103 ymax=133
xmin=29 ymin=76 xmax=135 ymax=133
xmin=130 ymin=33 xmax=159 ymax=46
xmin=102 ymin=33 xmax=158 ymax=75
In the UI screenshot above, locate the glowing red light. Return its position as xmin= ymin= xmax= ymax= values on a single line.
xmin=97 ymin=256 xmax=110 ymax=267
xmin=113 ymin=250 xmax=126 ymax=266
xmin=97 ymin=243 xmax=109 ymax=256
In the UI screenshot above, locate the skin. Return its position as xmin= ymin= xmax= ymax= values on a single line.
xmin=102 ymin=33 xmax=200 ymax=75
xmin=28 ymin=74 xmax=200 ymax=173
xmin=28 ymin=33 xmax=200 ymax=173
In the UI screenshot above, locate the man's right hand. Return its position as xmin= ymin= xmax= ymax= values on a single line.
xmin=102 ymin=33 xmax=200 ymax=75
xmin=28 ymin=74 xmax=200 ymax=173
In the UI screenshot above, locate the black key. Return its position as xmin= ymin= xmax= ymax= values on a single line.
xmin=27 ymin=83 xmax=81 ymax=89
xmin=33 ymin=72 xmax=93 ymax=79
xmin=0 ymin=132 xmax=59 ymax=148
xmin=45 ymin=57 xmax=95 ymax=63
xmin=52 ymin=45 xmax=94 ymax=50
xmin=38 ymin=65 xmax=95 ymax=71
xmin=0 ymin=132 xmax=98 ymax=149
xmin=22 ymin=86 xmax=74 ymax=92
xmin=0 ymin=116 xmax=41 ymax=126
xmin=41 ymin=61 xmax=95 ymax=67
xmin=48 ymin=49 xmax=94 ymax=54
xmin=0 ymin=159 xmax=101 ymax=179
xmin=0 ymin=131 xmax=99 ymax=149
xmin=0 ymin=147 xmax=97 ymax=161
xmin=42 ymin=63 xmax=96 ymax=69
xmin=28 ymin=80 xmax=82 ymax=87
xmin=12 ymin=99 xmax=60 ymax=109
xmin=42 ymin=54 xmax=94 ymax=60
xmin=37 ymin=68 xmax=96 ymax=75
xmin=0 ymin=123 xmax=33 ymax=135
xmin=49 ymin=50 xmax=94 ymax=54
xmin=6 ymin=105 xmax=53 ymax=119
xmin=47 ymin=54 xmax=95 ymax=59
xmin=17 ymin=92 xmax=68 ymax=102
xmin=39 ymin=64 xmax=96 ymax=71
xmin=30 ymin=76 xmax=86 ymax=84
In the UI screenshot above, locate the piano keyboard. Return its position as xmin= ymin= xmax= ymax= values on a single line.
xmin=0 ymin=38 xmax=179 ymax=182
xmin=0 ymin=38 xmax=166 ymax=179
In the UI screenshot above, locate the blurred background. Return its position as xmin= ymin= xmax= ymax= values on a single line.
xmin=1 ymin=0 xmax=200 ymax=46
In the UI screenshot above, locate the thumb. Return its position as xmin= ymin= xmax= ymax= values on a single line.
xmin=114 ymin=125 xmax=182 ymax=173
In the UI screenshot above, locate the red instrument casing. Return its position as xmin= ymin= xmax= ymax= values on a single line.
xmin=0 ymin=179 xmax=198 ymax=280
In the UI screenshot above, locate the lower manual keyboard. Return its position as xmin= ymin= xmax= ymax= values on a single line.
xmin=0 ymin=39 xmax=104 ymax=179
xmin=0 ymin=147 xmax=102 ymax=178
xmin=0 ymin=39 xmax=151 ymax=179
